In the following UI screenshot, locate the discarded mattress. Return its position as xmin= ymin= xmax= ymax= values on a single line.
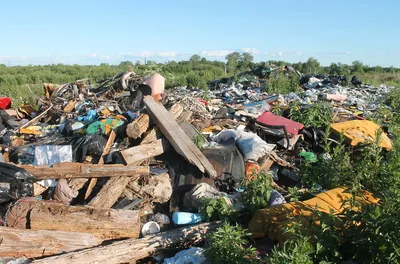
xmin=248 ymin=187 xmax=379 ymax=246
xmin=330 ymin=120 xmax=392 ymax=150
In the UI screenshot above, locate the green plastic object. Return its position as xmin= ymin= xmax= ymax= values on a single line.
xmin=299 ymin=150 xmax=318 ymax=163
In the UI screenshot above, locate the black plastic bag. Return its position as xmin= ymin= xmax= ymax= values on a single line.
xmin=0 ymin=162 xmax=36 ymax=204
xmin=70 ymin=134 xmax=107 ymax=162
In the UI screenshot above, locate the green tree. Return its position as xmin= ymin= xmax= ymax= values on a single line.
xmin=303 ymin=57 xmax=321 ymax=74
xmin=238 ymin=52 xmax=254 ymax=71
xmin=119 ymin=61 xmax=134 ymax=68
xmin=226 ymin=52 xmax=240 ymax=75
xmin=189 ymin=54 xmax=201 ymax=63
xmin=352 ymin=60 xmax=364 ymax=73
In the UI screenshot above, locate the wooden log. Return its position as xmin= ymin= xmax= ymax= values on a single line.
xmin=88 ymin=176 xmax=137 ymax=209
xmin=120 ymin=139 xmax=169 ymax=164
xmin=18 ymin=163 xmax=149 ymax=179
xmin=126 ymin=113 xmax=150 ymax=139
xmin=143 ymin=96 xmax=217 ymax=178
xmin=5 ymin=200 xmax=141 ymax=240
xmin=0 ymin=227 xmax=101 ymax=258
xmin=85 ymin=130 xmax=117 ymax=199
xmin=32 ymin=222 xmax=221 ymax=264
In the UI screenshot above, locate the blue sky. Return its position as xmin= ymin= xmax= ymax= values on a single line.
xmin=0 ymin=0 xmax=399 ymax=66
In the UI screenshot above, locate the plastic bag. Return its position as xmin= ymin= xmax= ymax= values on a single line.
xmin=0 ymin=162 xmax=35 ymax=203
xmin=163 ymin=247 xmax=207 ymax=264
xmin=212 ymin=129 xmax=275 ymax=161
xmin=33 ymin=145 xmax=72 ymax=166
xmin=70 ymin=135 xmax=107 ymax=162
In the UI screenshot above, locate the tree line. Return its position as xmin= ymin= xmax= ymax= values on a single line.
xmin=1 ymin=53 xmax=399 ymax=105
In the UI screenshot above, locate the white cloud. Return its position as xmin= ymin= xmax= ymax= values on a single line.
xmin=316 ymin=52 xmax=353 ymax=56
xmin=121 ymin=51 xmax=179 ymax=58
xmin=241 ymin=48 xmax=260 ymax=54
xmin=199 ymin=50 xmax=233 ymax=57
xmin=264 ymin=52 xmax=277 ymax=57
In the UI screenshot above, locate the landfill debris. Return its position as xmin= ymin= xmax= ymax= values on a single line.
xmin=172 ymin=211 xmax=203 ymax=225
xmin=0 ymin=67 xmax=396 ymax=263
xmin=248 ymin=187 xmax=379 ymax=246
xmin=330 ymin=119 xmax=393 ymax=150
xmin=163 ymin=247 xmax=207 ymax=264
xmin=141 ymin=221 xmax=161 ymax=236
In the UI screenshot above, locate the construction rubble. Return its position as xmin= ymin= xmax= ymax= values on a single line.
xmin=0 ymin=68 xmax=395 ymax=263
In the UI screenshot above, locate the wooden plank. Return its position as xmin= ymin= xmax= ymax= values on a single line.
xmin=85 ymin=130 xmax=117 ymax=199
xmin=141 ymin=105 xmax=190 ymax=145
xmin=143 ymin=96 xmax=217 ymax=178
xmin=120 ymin=139 xmax=169 ymax=164
xmin=0 ymin=227 xmax=101 ymax=258
xmin=18 ymin=163 xmax=149 ymax=179
xmin=32 ymin=222 xmax=221 ymax=264
xmin=5 ymin=200 xmax=141 ymax=240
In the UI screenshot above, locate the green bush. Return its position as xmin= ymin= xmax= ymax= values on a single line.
xmin=289 ymin=102 xmax=333 ymax=128
xmin=199 ymin=197 xmax=234 ymax=222
xmin=242 ymin=172 xmax=273 ymax=213
xmin=205 ymin=223 xmax=258 ymax=264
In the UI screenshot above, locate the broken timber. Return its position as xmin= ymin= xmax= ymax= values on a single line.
xmin=126 ymin=113 xmax=150 ymax=139
xmin=32 ymin=221 xmax=221 ymax=264
xmin=120 ymin=138 xmax=169 ymax=164
xmin=5 ymin=199 xmax=140 ymax=240
xmin=0 ymin=227 xmax=101 ymax=258
xmin=143 ymin=96 xmax=217 ymax=178
xmin=18 ymin=162 xmax=149 ymax=179
xmin=88 ymin=139 xmax=168 ymax=208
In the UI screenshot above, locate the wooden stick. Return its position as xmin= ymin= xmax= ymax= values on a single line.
xmin=19 ymin=104 xmax=54 ymax=129
xmin=85 ymin=130 xmax=116 ymax=199
xmin=32 ymin=222 xmax=221 ymax=264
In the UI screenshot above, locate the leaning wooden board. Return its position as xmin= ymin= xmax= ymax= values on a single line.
xmin=143 ymin=96 xmax=217 ymax=178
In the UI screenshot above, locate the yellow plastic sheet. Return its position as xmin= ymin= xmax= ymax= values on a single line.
xmin=248 ymin=187 xmax=379 ymax=245
xmin=330 ymin=120 xmax=392 ymax=150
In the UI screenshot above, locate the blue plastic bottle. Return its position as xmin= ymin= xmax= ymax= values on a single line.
xmin=172 ymin=212 xmax=203 ymax=225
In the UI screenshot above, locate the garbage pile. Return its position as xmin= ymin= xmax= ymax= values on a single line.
xmin=0 ymin=69 xmax=395 ymax=263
